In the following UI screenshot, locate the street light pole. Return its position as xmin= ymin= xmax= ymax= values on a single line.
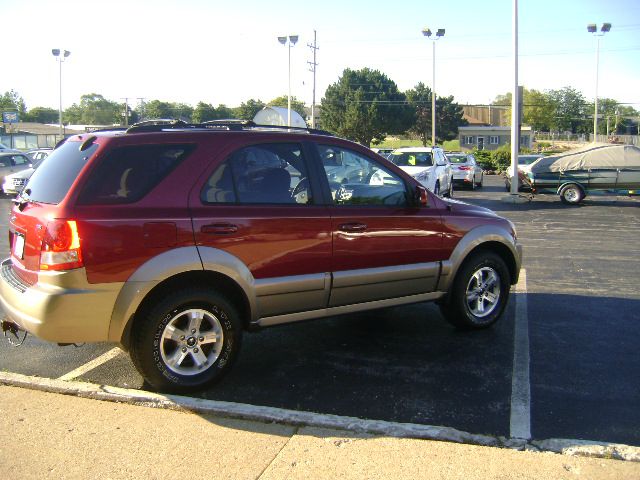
xmin=52 ymin=49 xmax=70 ymax=140
xmin=587 ymin=23 xmax=611 ymax=142
xmin=422 ymin=28 xmax=445 ymax=146
xmin=278 ymin=35 xmax=298 ymax=127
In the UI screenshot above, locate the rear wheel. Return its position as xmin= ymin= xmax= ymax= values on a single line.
xmin=130 ymin=288 xmax=242 ymax=392
xmin=439 ymin=252 xmax=511 ymax=329
xmin=434 ymin=181 xmax=440 ymax=196
xmin=559 ymin=184 xmax=584 ymax=204
xmin=476 ymin=174 xmax=483 ymax=188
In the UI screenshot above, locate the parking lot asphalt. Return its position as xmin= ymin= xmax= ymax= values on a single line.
xmin=1 ymin=176 xmax=638 ymax=447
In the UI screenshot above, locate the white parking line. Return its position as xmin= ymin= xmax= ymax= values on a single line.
xmin=510 ymin=268 xmax=531 ymax=440
xmin=58 ymin=347 xmax=122 ymax=381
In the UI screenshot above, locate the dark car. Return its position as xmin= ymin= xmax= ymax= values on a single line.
xmin=0 ymin=122 xmax=522 ymax=392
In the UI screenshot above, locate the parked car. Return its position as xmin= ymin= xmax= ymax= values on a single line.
xmin=26 ymin=148 xmax=52 ymax=162
xmin=447 ymin=152 xmax=483 ymax=190
xmin=0 ymin=142 xmax=21 ymax=154
xmin=524 ymin=143 xmax=640 ymax=204
xmin=371 ymin=147 xmax=394 ymax=159
xmin=504 ymin=154 xmax=544 ymax=191
xmin=0 ymin=122 xmax=522 ymax=392
xmin=0 ymin=152 xmax=33 ymax=194
xmin=2 ymin=158 xmax=44 ymax=195
xmin=383 ymin=147 xmax=454 ymax=197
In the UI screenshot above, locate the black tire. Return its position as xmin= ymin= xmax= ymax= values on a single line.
xmin=477 ymin=174 xmax=483 ymax=188
xmin=130 ymin=288 xmax=243 ymax=392
xmin=434 ymin=181 xmax=440 ymax=196
xmin=559 ymin=184 xmax=585 ymax=204
xmin=470 ymin=179 xmax=476 ymax=191
xmin=439 ymin=252 xmax=511 ymax=329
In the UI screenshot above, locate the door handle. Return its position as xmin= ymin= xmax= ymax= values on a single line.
xmin=338 ymin=222 xmax=367 ymax=233
xmin=201 ymin=223 xmax=238 ymax=234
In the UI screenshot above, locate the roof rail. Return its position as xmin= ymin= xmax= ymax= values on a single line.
xmin=124 ymin=118 xmax=334 ymax=136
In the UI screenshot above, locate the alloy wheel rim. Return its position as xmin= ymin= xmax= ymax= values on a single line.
xmin=160 ymin=308 xmax=224 ymax=376
xmin=465 ymin=267 xmax=501 ymax=318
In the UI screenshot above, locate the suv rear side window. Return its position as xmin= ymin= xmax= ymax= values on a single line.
xmin=77 ymin=144 xmax=192 ymax=205
xmin=22 ymin=140 xmax=99 ymax=204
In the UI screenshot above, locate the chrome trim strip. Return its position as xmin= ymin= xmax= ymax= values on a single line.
xmin=256 ymin=291 xmax=446 ymax=327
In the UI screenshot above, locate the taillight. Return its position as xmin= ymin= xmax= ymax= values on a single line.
xmin=40 ymin=220 xmax=83 ymax=271
xmin=458 ymin=166 xmax=472 ymax=171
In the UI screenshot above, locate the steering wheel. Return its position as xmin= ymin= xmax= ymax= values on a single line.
xmin=291 ymin=177 xmax=309 ymax=204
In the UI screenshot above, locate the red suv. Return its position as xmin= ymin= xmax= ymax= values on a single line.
xmin=0 ymin=122 xmax=522 ymax=392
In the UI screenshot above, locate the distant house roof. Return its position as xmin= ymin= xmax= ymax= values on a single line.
xmin=462 ymin=113 xmax=488 ymax=126
xmin=459 ymin=126 xmax=533 ymax=132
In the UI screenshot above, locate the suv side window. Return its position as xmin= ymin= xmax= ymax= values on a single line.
xmin=77 ymin=144 xmax=192 ymax=205
xmin=201 ymin=143 xmax=310 ymax=205
xmin=318 ymin=145 xmax=408 ymax=207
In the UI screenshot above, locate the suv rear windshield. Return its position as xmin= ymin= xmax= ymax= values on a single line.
xmin=22 ymin=140 xmax=99 ymax=204
xmin=388 ymin=151 xmax=433 ymax=167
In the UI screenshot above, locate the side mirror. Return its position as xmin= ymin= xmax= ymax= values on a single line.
xmin=415 ymin=185 xmax=428 ymax=207
xmin=436 ymin=159 xmax=446 ymax=166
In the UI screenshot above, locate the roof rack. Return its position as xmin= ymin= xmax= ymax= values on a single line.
xmin=124 ymin=118 xmax=334 ymax=136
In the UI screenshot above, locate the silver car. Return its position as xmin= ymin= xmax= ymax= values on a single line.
xmin=447 ymin=152 xmax=483 ymax=190
xmin=0 ymin=152 xmax=33 ymax=194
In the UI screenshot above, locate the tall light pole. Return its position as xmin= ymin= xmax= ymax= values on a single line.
xmin=422 ymin=27 xmax=445 ymax=146
xmin=587 ymin=23 xmax=611 ymax=142
xmin=278 ymin=35 xmax=298 ymax=127
xmin=52 ymin=49 xmax=71 ymax=140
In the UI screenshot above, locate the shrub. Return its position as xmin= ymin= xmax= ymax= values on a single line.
xmin=471 ymin=149 xmax=494 ymax=170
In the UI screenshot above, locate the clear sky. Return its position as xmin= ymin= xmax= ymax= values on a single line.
xmin=2 ymin=0 xmax=639 ymax=113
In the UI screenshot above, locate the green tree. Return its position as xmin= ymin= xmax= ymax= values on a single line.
xmin=142 ymin=100 xmax=193 ymax=121
xmin=233 ymin=99 xmax=266 ymax=121
xmin=26 ymin=107 xmax=59 ymax=124
xmin=144 ymin=100 xmax=174 ymax=120
xmin=523 ymin=89 xmax=555 ymax=131
xmin=547 ymin=87 xmax=589 ymax=133
xmin=267 ymin=96 xmax=307 ymax=119
xmin=321 ymin=68 xmax=412 ymax=146
xmin=405 ymin=83 xmax=466 ymax=146
xmin=192 ymin=102 xmax=234 ymax=123
xmin=63 ymin=93 xmax=121 ymax=125
xmin=0 ymin=90 xmax=27 ymax=117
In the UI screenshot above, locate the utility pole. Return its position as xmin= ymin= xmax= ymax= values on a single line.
xmin=121 ymin=97 xmax=129 ymax=126
xmin=137 ymin=97 xmax=146 ymax=122
xmin=307 ymin=30 xmax=319 ymax=128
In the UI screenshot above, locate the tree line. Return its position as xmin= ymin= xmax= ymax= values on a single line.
xmin=493 ymin=86 xmax=639 ymax=136
xmin=3 ymin=67 xmax=637 ymax=146
xmin=0 ymin=67 xmax=467 ymax=147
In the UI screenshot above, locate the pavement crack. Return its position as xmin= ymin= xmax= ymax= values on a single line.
xmin=255 ymin=425 xmax=300 ymax=479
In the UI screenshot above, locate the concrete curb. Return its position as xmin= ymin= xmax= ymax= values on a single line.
xmin=1 ymin=371 xmax=638 ymax=462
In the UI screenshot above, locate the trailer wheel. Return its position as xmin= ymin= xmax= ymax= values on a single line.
xmin=559 ymin=184 xmax=585 ymax=204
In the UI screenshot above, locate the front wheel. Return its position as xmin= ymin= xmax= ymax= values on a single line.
xmin=130 ymin=288 xmax=243 ymax=392
xmin=433 ymin=181 xmax=440 ymax=196
xmin=439 ymin=252 xmax=511 ymax=329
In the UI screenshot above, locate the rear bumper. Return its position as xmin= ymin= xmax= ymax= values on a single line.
xmin=0 ymin=258 xmax=122 ymax=343
xmin=452 ymin=173 xmax=474 ymax=183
